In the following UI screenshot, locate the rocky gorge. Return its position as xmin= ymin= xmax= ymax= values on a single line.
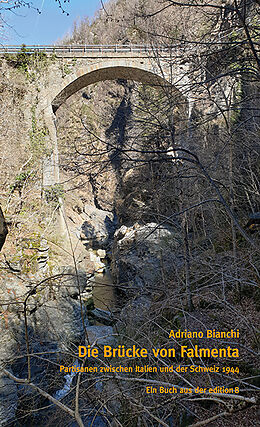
xmin=0 ymin=196 xmax=182 ymax=425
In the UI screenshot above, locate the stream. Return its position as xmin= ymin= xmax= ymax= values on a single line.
xmin=55 ymin=268 xmax=117 ymax=400
xmin=92 ymin=270 xmax=116 ymax=311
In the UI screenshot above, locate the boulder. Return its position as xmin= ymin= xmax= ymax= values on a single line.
xmin=56 ymin=266 xmax=91 ymax=298
xmin=112 ymin=223 xmax=182 ymax=290
xmin=81 ymin=205 xmax=117 ymax=249
xmin=34 ymin=297 xmax=87 ymax=348
xmin=89 ymin=250 xmax=106 ymax=273
xmin=97 ymin=249 xmax=106 ymax=258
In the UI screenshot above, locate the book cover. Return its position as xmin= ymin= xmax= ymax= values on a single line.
xmin=0 ymin=1 xmax=259 ymax=426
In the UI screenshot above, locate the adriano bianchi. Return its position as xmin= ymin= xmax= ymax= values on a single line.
xmin=169 ymin=329 xmax=240 ymax=339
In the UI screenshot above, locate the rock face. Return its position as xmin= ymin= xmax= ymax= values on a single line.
xmin=55 ymin=266 xmax=91 ymax=298
xmin=90 ymin=308 xmax=115 ymax=325
xmin=112 ymin=223 xmax=182 ymax=290
xmin=85 ymin=325 xmax=115 ymax=347
xmin=120 ymin=296 xmax=151 ymax=326
xmin=89 ymin=249 xmax=106 ymax=273
xmin=0 ymin=266 xmax=89 ymax=426
xmin=34 ymin=297 xmax=87 ymax=346
xmin=32 ymin=266 xmax=89 ymax=347
xmin=80 ymin=204 xmax=117 ymax=249
xmin=0 ymin=206 xmax=8 ymax=251
xmin=0 ymin=372 xmax=18 ymax=426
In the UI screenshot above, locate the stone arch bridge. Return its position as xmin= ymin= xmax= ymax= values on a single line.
xmin=1 ymin=44 xmax=197 ymax=239
xmin=1 ymin=44 xmax=194 ymax=184
xmin=2 ymin=44 xmax=192 ymax=108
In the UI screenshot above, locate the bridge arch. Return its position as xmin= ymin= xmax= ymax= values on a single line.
xmin=50 ymin=59 xmax=186 ymax=112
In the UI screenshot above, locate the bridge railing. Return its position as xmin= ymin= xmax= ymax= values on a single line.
xmin=0 ymin=44 xmax=173 ymax=54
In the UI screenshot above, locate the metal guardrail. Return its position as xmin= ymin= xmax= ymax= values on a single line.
xmin=0 ymin=45 xmax=173 ymax=54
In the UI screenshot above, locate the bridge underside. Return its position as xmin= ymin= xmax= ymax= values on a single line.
xmin=51 ymin=66 xmax=174 ymax=112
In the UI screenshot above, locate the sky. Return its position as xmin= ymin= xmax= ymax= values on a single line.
xmin=3 ymin=0 xmax=103 ymax=45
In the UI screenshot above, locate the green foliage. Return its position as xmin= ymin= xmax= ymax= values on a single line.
xmin=4 ymin=45 xmax=48 ymax=75
xmin=62 ymin=63 xmax=73 ymax=76
xmin=44 ymin=183 xmax=65 ymax=206
xmin=7 ymin=233 xmax=43 ymax=274
xmin=60 ymin=59 xmax=77 ymax=77
xmin=9 ymin=171 xmax=33 ymax=193
xmin=20 ymin=233 xmax=42 ymax=274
